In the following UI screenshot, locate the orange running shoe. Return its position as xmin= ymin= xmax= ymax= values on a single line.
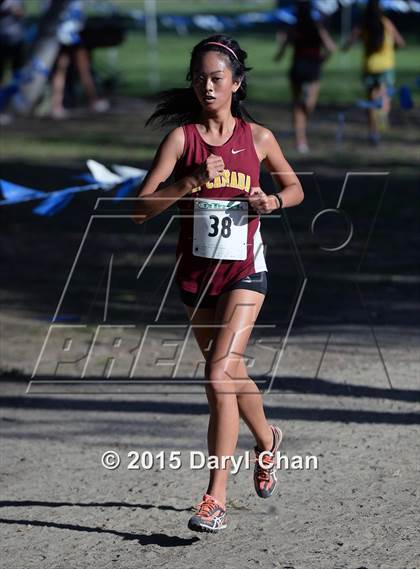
xmin=253 ymin=425 xmax=283 ymax=498
xmin=188 ymin=494 xmax=227 ymax=533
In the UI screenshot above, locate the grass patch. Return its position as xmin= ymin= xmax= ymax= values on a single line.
xmin=25 ymin=0 xmax=274 ymax=17
xmin=95 ymin=31 xmax=420 ymax=105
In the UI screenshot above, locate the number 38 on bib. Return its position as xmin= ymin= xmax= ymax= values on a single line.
xmin=192 ymin=198 xmax=248 ymax=261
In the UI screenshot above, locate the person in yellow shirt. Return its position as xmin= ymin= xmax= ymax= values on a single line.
xmin=344 ymin=0 xmax=405 ymax=144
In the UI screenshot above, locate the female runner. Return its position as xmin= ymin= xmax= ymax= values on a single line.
xmin=133 ymin=34 xmax=304 ymax=533
xmin=343 ymin=0 xmax=405 ymax=145
xmin=274 ymin=0 xmax=336 ymax=153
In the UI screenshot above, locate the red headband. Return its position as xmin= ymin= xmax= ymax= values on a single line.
xmin=203 ymin=41 xmax=239 ymax=61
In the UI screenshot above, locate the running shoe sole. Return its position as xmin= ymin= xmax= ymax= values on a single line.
xmin=253 ymin=425 xmax=283 ymax=498
xmin=187 ymin=514 xmax=227 ymax=533
xmin=188 ymin=493 xmax=228 ymax=533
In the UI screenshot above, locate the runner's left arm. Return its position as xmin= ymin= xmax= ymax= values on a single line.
xmin=249 ymin=128 xmax=304 ymax=214
xmin=386 ymin=18 xmax=405 ymax=48
xmin=318 ymin=25 xmax=337 ymax=60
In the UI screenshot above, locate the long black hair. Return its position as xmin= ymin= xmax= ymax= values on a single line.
xmin=295 ymin=1 xmax=322 ymax=46
xmin=362 ymin=0 xmax=385 ymax=55
xmin=145 ymin=35 xmax=260 ymax=127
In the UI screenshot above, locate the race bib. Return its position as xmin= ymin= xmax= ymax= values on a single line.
xmin=193 ymin=198 xmax=248 ymax=260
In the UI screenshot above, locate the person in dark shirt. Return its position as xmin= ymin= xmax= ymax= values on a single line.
xmin=274 ymin=0 xmax=336 ymax=153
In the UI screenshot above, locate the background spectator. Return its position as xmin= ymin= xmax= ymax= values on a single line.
xmin=274 ymin=0 xmax=336 ymax=153
xmin=343 ymin=0 xmax=405 ymax=145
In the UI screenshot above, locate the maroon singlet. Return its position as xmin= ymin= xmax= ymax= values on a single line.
xmin=173 ymin=117 xmax=267 ymax=295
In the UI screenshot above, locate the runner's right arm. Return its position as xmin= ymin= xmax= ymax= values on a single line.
xmin=341 ymin=26 xmax=361 ymax=50
xmin=273 ymin=30 xmax=289 ymax=61
xmin=132 ymin=127 xmax=224 ymax=224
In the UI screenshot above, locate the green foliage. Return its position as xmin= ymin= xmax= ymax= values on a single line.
xmin=95 ymin=31 xmax=420 ymax=105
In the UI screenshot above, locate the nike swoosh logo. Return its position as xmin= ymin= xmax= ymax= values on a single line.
xmin=231 ymin=148 xmax=245 ymax=154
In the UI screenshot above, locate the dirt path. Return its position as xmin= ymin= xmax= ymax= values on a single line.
xmin=1 ymin=99 xmax=419 ymax=569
